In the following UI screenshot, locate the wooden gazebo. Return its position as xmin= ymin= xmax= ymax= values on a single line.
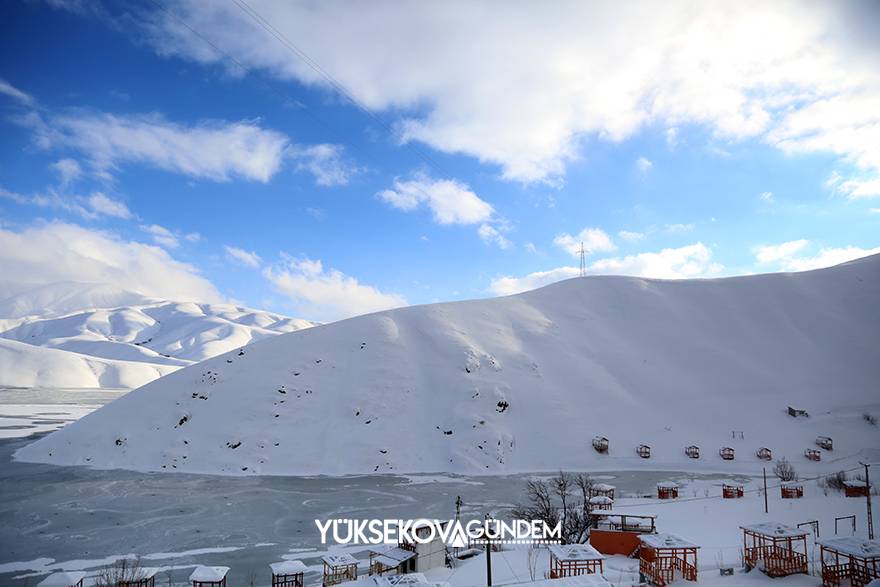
xmin=637 ymin=444 xmax=651 ymax=459
xmin=190 ymin=566 xmax=229 ymax=587
xmin=590 ymin=510 xmax=657 ymax=555
xmin=590 ymin=483 xmax=615 ymax=500
xmin=844 ymin=480 xmax=870 ymax=498
xmin=740 ymin=522 xmax=809 ymax=577
xmin=588 ymin=495 xmax=613 ymax=511
xmin=684 ymin=445 xmax=700 ymax=459
xmin=37 ymin=572 xmax=87 ymax=587
xmin=756 ymin=447 xmax=772 ymax=461
xmin=322 ymin=553 xmax=358 ymax=587
xmin=781 ymin=483 xmax=804 ymax=499
xmin=549 ymin=543 xmax=605 ymax=578
xmin=805 ymin=448 xmax=822 ymax=461
xmin=271 ymin=560 xmax=308 ymax=587
xmin=657 ymin=482 xmax=678 ymax=499
xmin=639 ymin=533 xmax=700 ymax=586
xmin=722 ymin=484 xmax=744 ymax=499
xmin=120 ymin=568 xmax=159 ymax=587
xmin=818 ymin=537 xmax=880 ymax=587
xmin=592 ymin=436 xmax=609 ymax=454
xmin=816 ymin=436 xmax=833 ymax=450
xmin=368 ymin=545 xmax=417 ymax=575
xmin=719 ymin=447 xmax=735 ymax=460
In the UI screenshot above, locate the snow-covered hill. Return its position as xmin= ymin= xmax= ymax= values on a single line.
xmin=0 ymin=282 xmax=316 ymax=389
xmin=15 ymin=256 xmax=880 ymax=476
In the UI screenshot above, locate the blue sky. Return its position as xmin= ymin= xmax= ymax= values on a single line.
xmin=1 ymin=1 xmax=878 ymax=321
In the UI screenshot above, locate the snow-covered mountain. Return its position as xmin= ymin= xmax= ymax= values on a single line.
xmin=15 ymin=256 xmax=880 ymax=476
xmin=0 ymin=282 xmax=316 ymax=389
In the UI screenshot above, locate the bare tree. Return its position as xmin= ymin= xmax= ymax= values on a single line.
xmin=512 ymin=471 xmax=593 ymax=544
xmin=773 ymin=457 xmax=798 ymax=482
xmin=94 ymin=557 xmax=145 ymax=587
xmin=527 ymin=545 xmax=539 ymax=581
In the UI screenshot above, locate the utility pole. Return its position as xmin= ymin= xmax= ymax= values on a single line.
xmin=579 ymin=242 xmax=586 ymax=278
xmin=485 ymin=514 xmax=493 ymax=587
xmin=868 ymin=465 xmax=874 ymax=540
xmin=763 ymin=467 xmax=769 ymax=514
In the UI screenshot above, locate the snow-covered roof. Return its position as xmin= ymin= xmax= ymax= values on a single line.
xmin=271 ymin=560 xmax=309 ymax=575
xmin=386 ymin=574 xmax=428 ymax=585
xmin=323 ymin=553 xmax=359 ymax=567
xmin=781 ymin=482 xmax=803 ymax=488
xmin=740 ymin=522 xmax=807 ymax=538
xmin=589 ymin=496 xmax=613 ymax=504
xmin=656 ymin=481 xmax=678 ymax=489
xmin=592 ymin=509 xmax=656 ymax=519
xmin=189 ymin=566 xmax=230 ymax=582
xmin=817 ymin=538 xmax=880 ymax=558
xmin=139 ymin=568 xmax=160 ymax=579
xmin=593 ymin=483 xmax=615 ymax=491
xmin=369 ymin=546 xmax=417 ymax=565
xmin=353 ymin=573 xmax=450 ymax=587
xmin=37 ymin=572 xmax=88 ymax=587
xmin=844 ymin=480 xmax=869 ymax=487
xmin=549 ymin=543 xmax=605 ymax=561
xmin=640 ymin=533 xmax=699 ymax=549
xmin=507 ymin=575 xmax=611 ymax=587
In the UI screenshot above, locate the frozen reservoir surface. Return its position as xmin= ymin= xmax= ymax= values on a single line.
xmin=0 ymin=390 xmax=749 ymax=586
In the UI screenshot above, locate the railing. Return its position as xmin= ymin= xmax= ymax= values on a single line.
xmin=821 ymin=563 xmax=850 ymax=587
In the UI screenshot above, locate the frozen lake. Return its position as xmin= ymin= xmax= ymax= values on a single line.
xmin=0 ymin=389 xmax=747 ymax=586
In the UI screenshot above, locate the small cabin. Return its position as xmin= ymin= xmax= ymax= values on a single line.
xmin=722 ymin=484 xmax=744 ymax=499
xmin=816 ymin=436 xmax=833 ymax=450
xmin=190 ymin=566 xmax=230 ymax=587
xmin=684 ymin=445 xmax=700 ymax=459
xmin=588 ymin=495 xmax=613 ymax=511
xmin=592 ymin=436 xmax=609 ymax=454
xmin=323 ymin=553 xmax=359 ymax=587
xmin=657 ymin=482 xmax=678 ymax=500
xmin=639 ymin=533 xmax=700 ymax=586
xmin=637 ymin=444 xmax=651 ymax=459
xmin=590 ymin=511 xmax=658 ymax=555
xmin=368 ymin=546 xmax=417 ymax=575
xmin=401 ymin=520 xmax=449 ymax=571
xmin=805 ymin=448 xmax=822 ymax=461
xmin=590 ymin=483 xmax=615 ymax=500
xmin=719 ymin=447 xmax=735 ymax=460
xmin=818 ymin=537 xmax=880 ymax=587
xmin=781 ymin=483 xmax=804 ymax=499
xmin=741 ymin=522 xmax=809 ymax=577
xmin=271 ymin=560 xmax=308 ymax=587
xmin=844 ymin=480 xmax=870 ymax=498
xmin=788 ymin=406 xmax=809 ymax=418
xmin=37 ymin=572 xmax=88 ymax=587
xmin=756 ymin=447 xmax=772 ymax=461
xmin=548 ymin=543 xmax=605 ymax=578
xmin=119 ymin=568 xmax=159 ymax=587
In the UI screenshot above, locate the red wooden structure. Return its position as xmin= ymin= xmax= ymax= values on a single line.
xmin=589 ymin=495 xmax=613 ymax=511
xmin=719 ymin=447 xmax=735 ymax=460
xmin=637 ymin=444 xmax=651 ymax=459
xmin=590 ymin=510 xmax=658 ymax=555
xmin=592 ymin=436 xmax=609 ymax=454
xmin=657 ymin=482 xmax=678 ymax=499
xmin=844 ymin=481 xmax=870 ymax=498
xmin=741 ymin=522 xmax=809 ymax=577
xmin=818 ymin=537 xmax=880 ymax=587
xmin=119 ymin=568 xmax=158 ymax=587
xmin=816 ymin=436 xmax=833 ymax=450
xmin=639 ymin=533 xmax=700 ymax=586
xmin=590 ymin=483 xmax=615 ymax=500
xmin=684 ymin=445 xmax=700 ymax=459
xmin=322 ymin=553 xmax=358 ymax=587
xmin=549 ymin=543 xmax=605 ymax=578
xmin=756 ymin=447 xmax=772 ymax=461
xmin=190 ymin=566 xmax=229 ymax=587
xmin=781 ymin=483 xmax=804 ymax=499
xmin=37 ymin=572 xmax=87 ymax=587
xmin=722 ymin=484 xmax=744 ymax=499
xmin=805 ymin=448 xmax=822 ymax=461
xmin=271 ymin=561 xmax=307 ymax=587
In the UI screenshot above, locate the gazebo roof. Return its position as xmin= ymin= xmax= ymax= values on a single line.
xmin=740 ymin=521 xmax=807 ymax=538
xmin=657 ymin=481 xmax=678 ymax=489
xmin=271 ymin=560 xmax=309 ymax=575
xmin=817 ymin=538 xmax=880 ymax=559
xmin=843 ymin=480 xmax=869 ymax=488
xmin=589 ymin=496 xmax=613 ymax=504
xmin=323 ymin=553 xmax=359 ymax=567
xmin=189 ymin=566 xmax=230 ymax=582
xmin=640 ymin=533 xmax=699 ymax=549
xmin=592 ymin=483 xmax=615 ymax=491
xmin=508 ymin=575 xmax=611 ymax=587
xmin=37 ymin=572 xmax=88 ymax=587
xmin=549 ymin=543 xmax=605 ymax=561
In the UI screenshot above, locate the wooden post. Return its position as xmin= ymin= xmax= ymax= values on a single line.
xmin=763 ymin=468 xmax=768 ymax=514
xmin=863 ymin=462 xmax=874 ymax=540
xmin=485 ymin=515 xmax=492 ymax=587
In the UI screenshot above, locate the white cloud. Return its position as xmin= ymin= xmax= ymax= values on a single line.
xmin=760 ymin=191 xmax=775 ymax=203
xmin=636 ymin=157 xmax=653 ymax=173
xmin=477 ymin=223 xmax=511 ymax=249
xmin=490 ymin=243 xmax=721 ymax=295
xmin=826 ymin=170 xmax=880 ymax=199
xmin=553 ymin=228 xmax=616 ymax=257
xmin=50 ymin=159 xmax=82 ymax=187
xmin=664 ymin=223 xmax=695 ymax=233
xmin=289 ymin=143 xmax=360 ymax=186
xmin=754 ymin=239 xmax=810 ymax=263
xmin=138 ymin=2 xmax=880 ymax=185
xmin=618 ymin=230 xmax=645 ymax=242
xmin=524 ymin=241 xmax=537 ymax=254
xmin=0 ymin=222 xmax=222 ymax=302
xmin=870 ymin=208 xmax=880 ymax=214
xmin=26 ymin=111 xmax=289 ymax=183
xmin=665 ymin=127 xmax=679 ymax=148
xmin=0 ymin=186 xmax=131 ymax=220
xmin=264 ymin=255 xmax=406 ymax=321
xmin=0 ymin=79 xmax=34 ymax=105
xmin=140 ymin=224 xmax=179 ymax=248
xmin=225 ymin=245 xmax=262 ymax=268
xmin=378 ymin=175 xmax=493 ymax=225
